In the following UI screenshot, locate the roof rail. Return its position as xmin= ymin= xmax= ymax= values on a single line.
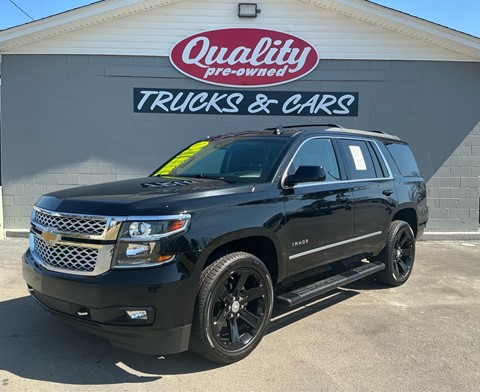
xmin=281 ymin=124 xmax=343 ymax=129
xmin=263 ymin=124 xmax=400 ymax=141
xmin=367 ymin=129 xmax=388 ymax=135
xmin=281 ymin=125 xmax=396 ymax=138
xmin=264 ymin=124 xmax=342 ymax=131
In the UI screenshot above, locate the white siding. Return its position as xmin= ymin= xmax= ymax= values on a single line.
xmin=4 ymin=0 xmax=475 ymax=61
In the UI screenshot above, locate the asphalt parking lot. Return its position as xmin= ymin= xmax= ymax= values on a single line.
xmin=1 ymin=238 xmax=479 ymax=392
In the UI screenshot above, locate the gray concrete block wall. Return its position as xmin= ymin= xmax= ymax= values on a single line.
xmin=427 ymin=124 xmax=480 ymax=231
xmin=1 ymin=55 xmax=479 ymax=231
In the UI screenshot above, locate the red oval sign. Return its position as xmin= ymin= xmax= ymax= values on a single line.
xmin=170 ymin=28 xmax=319 ymax=88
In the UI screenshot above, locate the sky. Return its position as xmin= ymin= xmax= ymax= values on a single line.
xmin=0 ymin=0 xmax=479 ymax=38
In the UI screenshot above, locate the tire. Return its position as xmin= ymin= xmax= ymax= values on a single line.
xmin=190 ymin=252 xmax=274 ymax=364
xmin=375 ymin=220 xmax=416 ymax=286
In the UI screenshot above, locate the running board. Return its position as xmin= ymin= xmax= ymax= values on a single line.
xmin=276 ymin=262 xmax=385 ymax=307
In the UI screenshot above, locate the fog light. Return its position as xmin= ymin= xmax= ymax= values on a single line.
xmin=126 ymin=310 xmax=148 ymax=320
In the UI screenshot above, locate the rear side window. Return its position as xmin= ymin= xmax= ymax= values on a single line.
xmin=339 ymin=139 xmax=385 ymax=180
xmin=385 ymin=143 xmax=420 ymax=177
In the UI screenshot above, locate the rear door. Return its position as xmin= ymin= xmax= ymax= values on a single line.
xmin=337 ymin=138 xmax=395 ymax=256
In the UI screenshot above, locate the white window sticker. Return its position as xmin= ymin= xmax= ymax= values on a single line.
xmin=349 ymin=145 xmax=367 ymax=171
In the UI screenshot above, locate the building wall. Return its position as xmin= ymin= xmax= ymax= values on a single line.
xmin=427 ymin=124 xmax=480 ymax=230
xmin=1 ymin=54 xmax=479 ymax=230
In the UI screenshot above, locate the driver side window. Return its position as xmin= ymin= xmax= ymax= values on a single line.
xmin=289 ymin=138 xmax=340 ymax=181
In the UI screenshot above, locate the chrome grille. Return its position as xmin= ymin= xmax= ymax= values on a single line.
xmin=33 ymin=236 xmax=98 ymax=273
xmin=33 ymin=208 xmax=106 ymax=236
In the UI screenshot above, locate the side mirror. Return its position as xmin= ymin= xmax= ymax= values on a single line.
xmin=285 ymin=166 xmax=327 ymax=187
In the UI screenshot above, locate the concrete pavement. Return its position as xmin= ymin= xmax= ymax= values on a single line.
xmin=1 ymin=239 xmax=479 ymax=391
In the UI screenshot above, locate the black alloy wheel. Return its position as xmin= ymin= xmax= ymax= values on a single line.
xmin=375 ymin=220 xmax=416 ymax=286
xmin=391 ymin=226 xmax=414 ymax=280
xmin=190 ymin=252 xmax=274 ymax=364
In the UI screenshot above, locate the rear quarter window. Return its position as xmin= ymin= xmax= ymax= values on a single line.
xmin=385 ymin=143 xmax=420 ymax=177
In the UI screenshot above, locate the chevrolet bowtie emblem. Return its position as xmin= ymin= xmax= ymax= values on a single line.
xmin=41 ymin=230 xmax=60 ymax=245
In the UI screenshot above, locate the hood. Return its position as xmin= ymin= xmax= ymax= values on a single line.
xmin=36 ymin=176 xmax=255 ymax=216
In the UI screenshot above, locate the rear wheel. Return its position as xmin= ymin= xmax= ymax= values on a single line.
xmin=190 ymin=252 xmax=274 ymax=364
xmin=375 ymin=220 xmax=415 ymax=286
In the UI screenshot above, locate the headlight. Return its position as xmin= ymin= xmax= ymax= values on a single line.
xmin=128 ymin=222 xmax=152 ymax=237
xmin=112 ymin=214 xmax=191 ymax=269
xmin=122 ymin=216 xmax=190 ymax=241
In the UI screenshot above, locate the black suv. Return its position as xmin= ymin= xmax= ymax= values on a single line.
xmin=23 ymin=124 xmax=428 ymax=364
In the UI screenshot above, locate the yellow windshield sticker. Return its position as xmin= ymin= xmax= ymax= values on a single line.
xmin=155 ymin=141 xmax=209 ymax=176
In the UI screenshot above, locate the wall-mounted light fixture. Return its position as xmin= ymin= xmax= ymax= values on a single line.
xmin=238 ymin=3 xmax=261 ymax=18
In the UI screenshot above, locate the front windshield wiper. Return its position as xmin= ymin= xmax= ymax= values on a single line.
xmin=176 ymin=174 xmax=234 ymax=183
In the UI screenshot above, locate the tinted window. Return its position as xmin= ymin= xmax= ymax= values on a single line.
xmin=367 ymin=142 xmax=388 ymax=178
xmin=153 ymin=137 xmax=289 ymax=183
xmin=385 ymin=143 xmax=420 ymax=177
xmin=289 ymin=138 xmax=340 ymax=181
xmin=183 ymin=149 xmax=226 ymax=174
xmin=339 ymin=139 xmax=381 ymax=180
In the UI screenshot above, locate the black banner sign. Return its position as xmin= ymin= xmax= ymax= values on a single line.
xmin=134 ymin=88 xmax=358 ymax=116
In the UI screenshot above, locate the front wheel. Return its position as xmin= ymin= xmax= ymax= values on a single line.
xmin=190 ymin=252 xmax=274 ymax=364
xmin=375 ymin=220 xmax=416 ymax=286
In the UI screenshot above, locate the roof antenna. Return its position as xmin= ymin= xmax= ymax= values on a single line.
xmin=273 ymin=124 xmax=283 ymax=135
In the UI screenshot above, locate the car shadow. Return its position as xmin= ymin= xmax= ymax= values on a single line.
xmin=0 ymin=296 xmax=215 ymax=385
xmin=344 ymin=276 xmax=392 ymax=290
xmin=0 ymin=288 xmax=362 ymax=384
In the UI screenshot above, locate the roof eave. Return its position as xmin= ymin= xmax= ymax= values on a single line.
xmin=1 ymin=0 xmax=479 ymax=61
xmin=0 ymin=0 xmax=183 ymax=52
xmin=301 ymin=0 xmax=480 ymax=61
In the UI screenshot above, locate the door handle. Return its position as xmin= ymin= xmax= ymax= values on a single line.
xmin=382 ymin=189 xmax=394 ymax=196
xmin=336 ymin=194 xmax=351 ymax=203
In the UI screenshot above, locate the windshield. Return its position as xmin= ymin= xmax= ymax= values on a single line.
xmin=152 ymin=137 xmax=289 ymax=183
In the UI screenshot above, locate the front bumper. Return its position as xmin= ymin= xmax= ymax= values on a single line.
xmin=22 ymin=249 xmax=197 ymax=355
